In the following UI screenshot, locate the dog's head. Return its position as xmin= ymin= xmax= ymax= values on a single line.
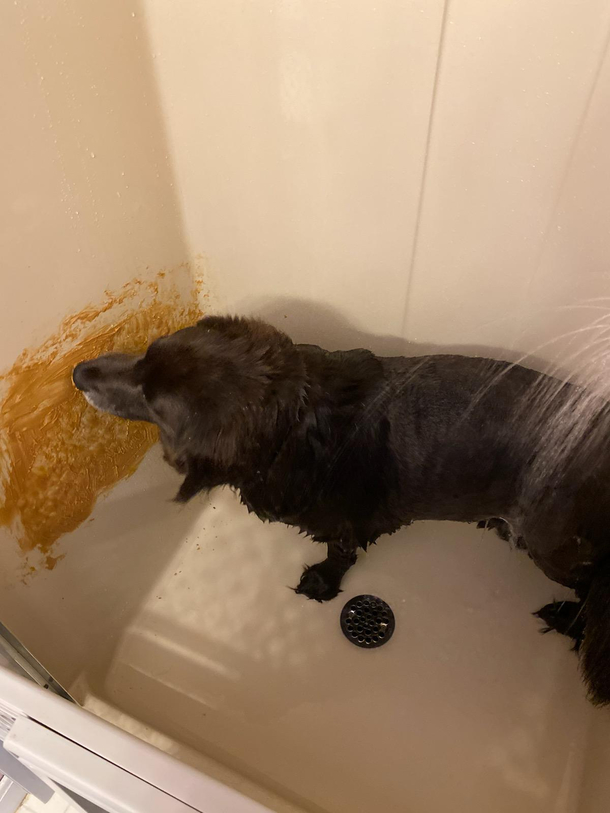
xmin=73 ymin=315 xmax=304 ymax=494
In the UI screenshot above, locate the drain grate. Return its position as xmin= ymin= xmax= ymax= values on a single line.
xmin=340 ymin=595 xmax=395 ymax=648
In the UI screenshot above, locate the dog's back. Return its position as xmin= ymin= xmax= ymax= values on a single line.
xmin=379 ymin=354 xmax=546 ymax=520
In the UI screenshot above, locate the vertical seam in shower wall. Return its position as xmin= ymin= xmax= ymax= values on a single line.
xmin=400 ymin=0 xmax=452 ymax=341
xmin=522 ymin=16 xmax=610 ymax=310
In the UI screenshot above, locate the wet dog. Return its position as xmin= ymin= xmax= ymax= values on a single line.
xmin=73 ymin=315 xmax=610 ymax=704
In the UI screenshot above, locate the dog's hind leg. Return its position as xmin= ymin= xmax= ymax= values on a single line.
xmin=294 ymin=539 xmax=359 ymax=602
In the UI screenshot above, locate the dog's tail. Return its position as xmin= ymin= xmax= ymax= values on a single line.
xmin=581 ymin=558 xmax=610 ymax=706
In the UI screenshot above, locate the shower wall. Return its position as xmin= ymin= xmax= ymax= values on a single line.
xmin=143 ymin=0 xmax=610 ymax=369
xmin=0 ymin=0 xmax=190 ymax=364
xmin=0 ymin=0 xmax=195 ymax=688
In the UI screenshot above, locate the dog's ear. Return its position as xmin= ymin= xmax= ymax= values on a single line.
xmin=147 ymin=397 xmax=210 ymax=502
xmin=146 ymin=387 xmax=253 ymax=502
xmin=145 ymin=392 xmax=201 ymax=495
xmin=137 ymin=316 xmax=305 ymax=502
xmin=147 ymin=393 xmax=189 ymax=458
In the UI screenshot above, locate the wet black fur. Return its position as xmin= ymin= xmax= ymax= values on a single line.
xmin=73 ymin=315 xmax=610 ymax=705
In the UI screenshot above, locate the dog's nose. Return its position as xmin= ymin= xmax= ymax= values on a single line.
xmin=72 ymin=361 xmax=99 ymax=391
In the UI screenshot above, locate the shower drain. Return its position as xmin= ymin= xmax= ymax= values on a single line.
xmin=340 ymin=595 xmax=395 ymax=648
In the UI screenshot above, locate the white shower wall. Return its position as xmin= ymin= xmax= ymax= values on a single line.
xmin=0 ymin=1 xmax=191 ymax=363
xmin=142 ymin=0 xmax=444 ymax=341
xmin=143 ymin=0 xmax=610 ymax=360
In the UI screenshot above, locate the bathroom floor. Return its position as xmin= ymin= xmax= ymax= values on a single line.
xmin=75 ymin=451 xmax=593 ymax=813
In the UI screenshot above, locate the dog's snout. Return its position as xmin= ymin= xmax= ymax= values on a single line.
xmin=72 ymin=360 xmax=99 ymax=391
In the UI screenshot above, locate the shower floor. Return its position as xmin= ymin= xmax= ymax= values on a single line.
xmin=79 ymin=451 xmax=591 ymax=813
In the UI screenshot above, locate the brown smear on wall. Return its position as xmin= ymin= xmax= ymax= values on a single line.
xmin=0 ymin=271 xmax=203 ymax=571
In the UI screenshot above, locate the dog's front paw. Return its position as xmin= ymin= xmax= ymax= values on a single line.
xmin=294 ymin=563 xmax=342 ymax=602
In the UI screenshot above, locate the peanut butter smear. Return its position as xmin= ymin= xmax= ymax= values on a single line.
xmin=0 ymin=273 xmax=202 ymax=569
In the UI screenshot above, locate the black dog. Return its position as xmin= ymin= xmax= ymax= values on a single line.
xmin=73 ymin=315 xmax=610 ymax=704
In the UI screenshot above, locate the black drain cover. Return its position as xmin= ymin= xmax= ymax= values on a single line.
xmin=340 ymin=595 xmax=395 ymax=648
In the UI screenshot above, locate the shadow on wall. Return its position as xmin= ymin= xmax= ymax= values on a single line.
xmin=254 ymin=296 xmax=578 ymax=379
